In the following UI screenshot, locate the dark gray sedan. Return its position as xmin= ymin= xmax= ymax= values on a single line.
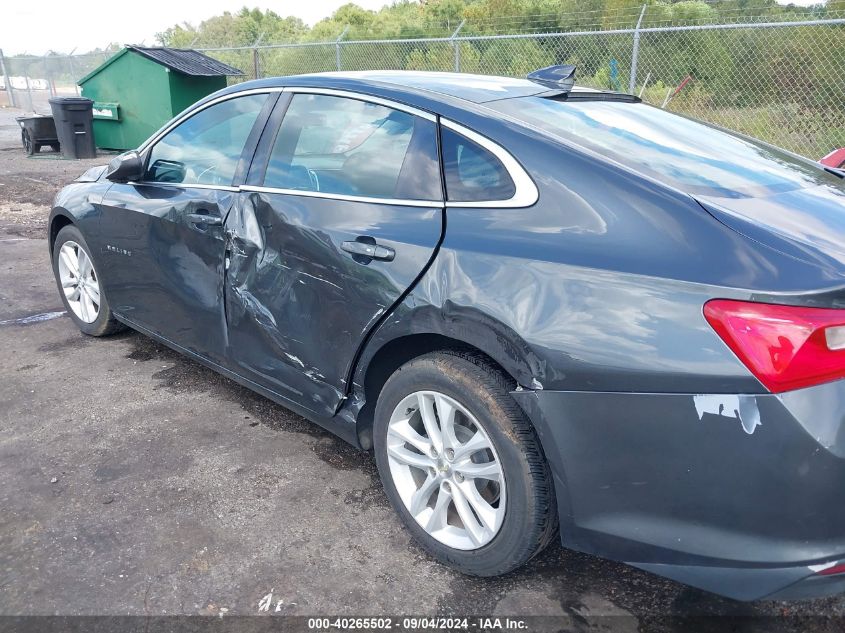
xmin=48 ymin=67 xmax=845 ymax=601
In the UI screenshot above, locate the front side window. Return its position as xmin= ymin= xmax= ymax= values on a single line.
xmin=440 ymin=127 xmax=516 ymax=202
xmin=145 ymin=94 xmax=268 ymax=186
xmin=263 ymin=93 xmax=441 ymax=201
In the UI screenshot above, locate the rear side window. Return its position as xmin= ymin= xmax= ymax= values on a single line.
xmin=488 ymin=97 xmax=826 ymax=197
xmin=440 ymin=127 xmax=515 ymax=202
xmin=263 ymin=93 xmax=441 ymax=201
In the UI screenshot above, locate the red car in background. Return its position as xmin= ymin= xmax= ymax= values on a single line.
xmin=822 ymin=148 xmax=845 ymax=169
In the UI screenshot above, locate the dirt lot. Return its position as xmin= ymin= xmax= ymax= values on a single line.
xmin=1 ymin=103 xmax=844 ymax=631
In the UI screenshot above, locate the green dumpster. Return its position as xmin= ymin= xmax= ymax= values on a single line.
xmin=77 ymin=46 xmax=243 ymax=151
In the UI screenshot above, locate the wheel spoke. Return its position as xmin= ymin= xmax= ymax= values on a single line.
xmin=409 ymin=474 xmax=439 ymax=517
xmin=86 ymin=282 xmax=101 ymax=305
xmin=78 ymin=290 xmax=90 ymax=321
xmin=387 ymin=444 xmax=433 ymax=470
xmin=417 ymin=393 xmax=443 ymax=452
xmin=457 ymin=480 xmax=499 ymax=532
xmin=458 ymin=460 xmax=501 ymax=481
xmin=64 ymin=285 xmax=80 ymax=301
xmin=59 ymin=248 xmax=79 ymax=277
xmin=451 ymin=484 xmax=487 ymax=546
xmin=388 ymin=419 xmax=430 ymax=454
xmin=453 ymin=431 xmax=491 ymax=464
xmin=85 ymin=291 xmax=98 ymax=319
xmin=424 ymin=487 xmax=452 ymax=532
xmin=61 ymin=278 xmax=76 ymax=289
xmin=435 ymin=393 xmax=459 ymax=451
xmin=77 ymin=248 xmax=91 ymax=277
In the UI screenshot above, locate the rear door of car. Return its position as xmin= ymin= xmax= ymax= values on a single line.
xmin=98 ymin=91 xmax=277 ymax=363
xmin=224 ymin=89 xmax=444 ymax=416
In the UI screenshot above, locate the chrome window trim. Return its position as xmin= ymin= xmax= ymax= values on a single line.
xmin=137 ymin=87 xmax=284 ymax=154
xmin=283 ymin=86 xmax=436 ymax=122
xmin=133 ymin=85 xmax=536 ymax=208
xmin=240 ymin=185 xmax=442 ymax=208
xmin=127 ymin=181 xmax=241 ymax=193
xmin=122 ymin=182 xmax=442 ymax=205
xmin=440 ymin=119 xmax=539 ymax=208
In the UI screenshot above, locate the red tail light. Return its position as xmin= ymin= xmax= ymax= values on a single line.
xmin=817 ymin=563 xmax=845 ymax=576
xmin=704 ymin=299 xmax=845 ymax=393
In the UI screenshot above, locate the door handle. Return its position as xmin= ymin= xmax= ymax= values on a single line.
xmin=341 ymin=240 xmax=395 ymax=262
xmin=187 ymin=213 xmax=222 ymax=226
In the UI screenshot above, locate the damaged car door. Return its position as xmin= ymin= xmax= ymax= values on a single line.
xmin=99 ymin=93 xmax=274 ymax=362
xmin=225 ymin=91 xmax=443 ymax=416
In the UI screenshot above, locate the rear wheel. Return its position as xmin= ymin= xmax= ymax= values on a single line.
xmin=374 ymin=350 xmax=558 ymax=576
xmin=51 ymin=225 xmax=124 ymax=336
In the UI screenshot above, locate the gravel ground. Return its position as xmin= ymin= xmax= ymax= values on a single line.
xmin=1 ymin=103 xmax=844 ymax=631
xmin=0 ymin=106 xmax=107 ymax=238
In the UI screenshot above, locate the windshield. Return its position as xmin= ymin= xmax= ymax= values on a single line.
xmin=489 ymin=97 xmax=828 ymax=198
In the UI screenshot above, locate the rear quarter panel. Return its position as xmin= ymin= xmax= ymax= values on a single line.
xmin=359 ymin=123 xmax=833 ymax=396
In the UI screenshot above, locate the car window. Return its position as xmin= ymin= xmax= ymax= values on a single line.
xmin=145 ymin=94 xmax=268 ymax=186
xmin=440 ymin=127 xmax=516 ymax=202
xmin=263 ymin=93 xmax=441 ymax=201
xmin=489 ymin=97 xmax=828 ymax=198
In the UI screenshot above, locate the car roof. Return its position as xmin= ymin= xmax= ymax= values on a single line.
xmin=298 ymin=71 xmax=601 ymax=103
xmin=224 ymin=70 xmax=603 ymax=106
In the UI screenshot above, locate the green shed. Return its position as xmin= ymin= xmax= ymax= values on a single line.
xmin=77 ymin=46 xmax=243 ymax=150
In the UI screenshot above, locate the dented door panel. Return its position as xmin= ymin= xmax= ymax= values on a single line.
xmin=99 ymin=183 xmax=232 ymax=361
xmin=224 ymin=191 xmax=443 ymax=416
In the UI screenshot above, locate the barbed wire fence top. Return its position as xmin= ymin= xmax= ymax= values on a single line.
xmin=3 ymin=8 xmax=844 ymax=158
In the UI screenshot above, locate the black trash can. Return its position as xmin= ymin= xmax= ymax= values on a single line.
xmin=49 ymin=97 xmax=96 ymax=159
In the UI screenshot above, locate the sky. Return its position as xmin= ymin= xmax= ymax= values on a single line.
xmin=0 ymin=0 xmax=826 ymax=56
xmin=0 ymin=0 xmax=390 ymax=55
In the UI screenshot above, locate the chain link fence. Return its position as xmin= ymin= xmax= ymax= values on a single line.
xmin=2 ymin=14 xmax=843 ymax=158
xmin=0 ymin=51 xmax=109 ymax=112
xmin=196 ymin=17 xmax=845 ymax=158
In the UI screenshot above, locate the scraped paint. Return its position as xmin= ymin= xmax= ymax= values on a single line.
xmin=693 ymin=394 xmax=761 ymax=435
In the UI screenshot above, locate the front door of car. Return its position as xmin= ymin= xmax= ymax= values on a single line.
xmin=224 ymin=91 xmax=444 ymax=416
xmin=99 ymin=92 xmax=276 ymax=363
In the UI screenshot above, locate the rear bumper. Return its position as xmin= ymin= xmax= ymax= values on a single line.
xmin=631 ymin=560 xmax=845 ymax=601
xmin=511 ymin=380 xmax=845 ymax=601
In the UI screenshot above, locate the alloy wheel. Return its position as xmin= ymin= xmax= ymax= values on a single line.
xmin=58 ymin=241 xmax=100 ymax=323
xmin=386 ymin=390 xmax=506 ymax=550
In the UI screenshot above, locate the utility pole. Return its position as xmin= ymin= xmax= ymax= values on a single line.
xmin=252 ymin=32 xmax=265 ymax=80
xmin=450 ymin=20 xmax=466 ymax=72
xmin=628 ymin=5 xmax=647 ymax=94
xmin=0 ymin=48 xmax=16 ymax=108
xmin=25 ymin=74 xmax=34 ymax=112
xmin=336 ymin=25 xmax=349 ymax=71
xmin=67 ymin=48 xmax=80 ymax=96
xmin=44 ymin=54 xmax=56 ymax=98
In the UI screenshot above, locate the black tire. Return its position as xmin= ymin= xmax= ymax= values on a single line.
xmin=51 ymin=224 xmax=124 ymax=337
xmin=373 ymin=350 xmax=558 ymax=576
xmin=22 ymin=129 xmax=37 ymax=155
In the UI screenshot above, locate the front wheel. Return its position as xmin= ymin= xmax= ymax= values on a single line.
xmin=374 ymin=351 xmax=558 ymax=576
xmin=52 ymin=224 xmax=124 ymax=336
